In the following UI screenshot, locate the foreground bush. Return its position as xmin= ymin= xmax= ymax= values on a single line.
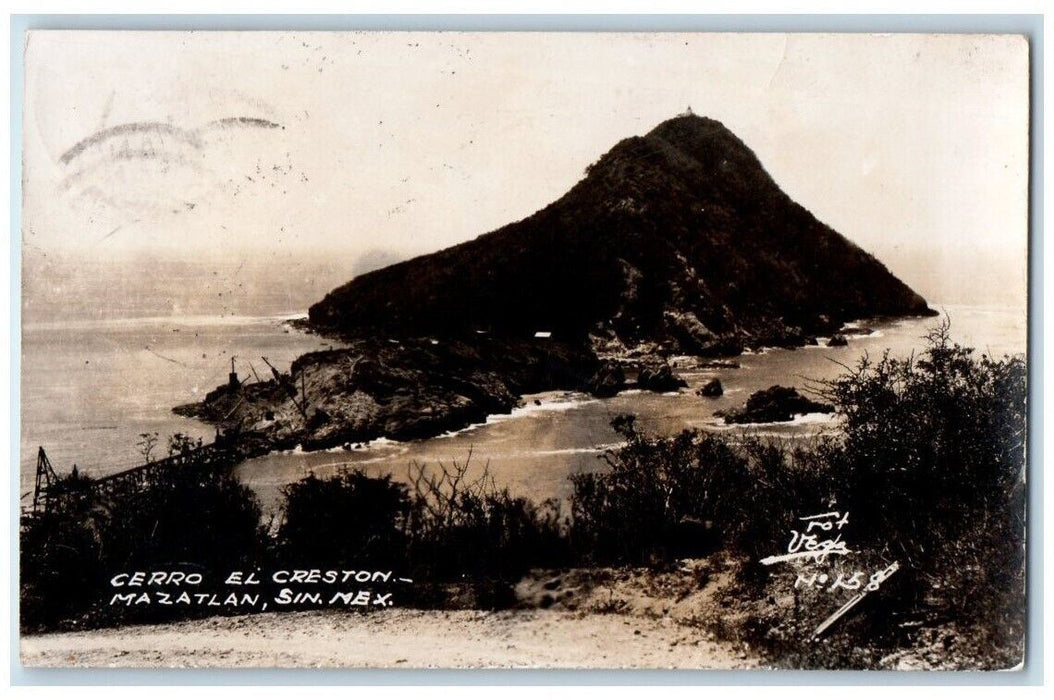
xmin=404 ymin=453 xmax=569 ymax=584
xmin=816 ymin=321 xmax=1026 ymax=644
xmin=20 ymin=472 xmax=101 ymax=629
xmin=20 ymin=462 xmax=266 ymax=631
xmin=277 ymin=470 xmax=410 ymax=567
xmin=568 ymin=318 xmax=1026 ymax=665
xmin=569 ymin=414 xmax=837 ymax=568
xmin=274 ymin=456 xmax=569 ymax=608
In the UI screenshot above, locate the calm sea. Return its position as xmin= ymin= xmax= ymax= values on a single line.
xmin=20 ymin=303 xmax=1026 ymax=513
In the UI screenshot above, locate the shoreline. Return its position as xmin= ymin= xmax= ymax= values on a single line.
xmin=22 ymin=306 xmax=1022 ymax=503
xmin=174 ymin=311 xmax=917 ymax=464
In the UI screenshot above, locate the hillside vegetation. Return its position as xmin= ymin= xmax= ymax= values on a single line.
xmin=310 ymin=115 xmax=934 ymax=353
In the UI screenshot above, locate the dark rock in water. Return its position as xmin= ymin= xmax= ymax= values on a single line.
xmin=749 ymin=318 xmax=811 ymax=349
xmin=718 ymin=385 xmax=833 ymax=424
xmin=827 ymin=334 xmax=849 ymax=347
xmin=588 ymin=360 xmax=626 ymax=398
xmin=172 ymin=401 xmax=207 ymax=420
xmin=697 ymin=378 xmax=723 ymax=397
xmin=805 ymin=336 xmax=819 ymax=346
xmin=638 ymin=361 xmax=688 ymax=392
xmin=662 ymin=310 xmax=714 ymax=353
xmin=841 ymin=325 xmax=875 ymax=336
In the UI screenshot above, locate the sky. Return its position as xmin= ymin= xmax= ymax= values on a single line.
xmin=22 ymin=31 xmax=1030 ymax=309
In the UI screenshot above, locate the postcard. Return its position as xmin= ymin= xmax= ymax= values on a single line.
xmin=18 ymin=30 xmax=1029 ymax=670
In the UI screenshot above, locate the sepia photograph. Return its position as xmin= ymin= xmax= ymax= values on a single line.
xmin=16 ymin=28 xmax=1030 ymax=671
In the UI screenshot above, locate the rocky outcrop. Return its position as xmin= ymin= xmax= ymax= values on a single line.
xmin=697 ymin=378 xmax=723 ymax=397
xmin=587 ymin=361 xmax=627 ymax=398
xmin=637 ymin=361 xmax=688 ymax=393
xmin=718 ymin=385 xmax=833 ymax=424
xmin=174 ymin=337 xmax=601 ymax=454
xmin=827 ymin=334 xmax=849 ymax=347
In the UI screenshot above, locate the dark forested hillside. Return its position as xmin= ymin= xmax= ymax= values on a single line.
xmin=308 ymin=114 xmax=933 ymax=353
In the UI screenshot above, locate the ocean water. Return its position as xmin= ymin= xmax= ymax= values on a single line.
xmin=20 ymin=304 xmax=1026 ymax=514
xmin=19 ymin=314 xmax=340 ymax=496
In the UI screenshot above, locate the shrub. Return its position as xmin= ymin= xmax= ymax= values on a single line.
xmin=20 ymin=472 xmax=102 ymax=629
xmin=815 ymin=319 xmax=1026 ymax=638
xmin=20 ymin=458 xmax=266 ymax=631
xmin=405 ymin=451 xmax=569 ymax=584
xmin=277 ymin=469 xmax=410 ymax=568
xmin=101 ymin=467 xmax=266 ymax=573
xmin=572 ymin=317 xmax=1026 ymax=665
xmin=569 ymin=415 xmax=838 ymax=569
xmin=569 ymin=415 xmax=738 ymax=565
xmin=271 ymin=455 xmax=569 ymax=609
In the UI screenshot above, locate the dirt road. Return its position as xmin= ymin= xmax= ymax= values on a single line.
xmin=21 ymin=608 xmax=756 ymax=669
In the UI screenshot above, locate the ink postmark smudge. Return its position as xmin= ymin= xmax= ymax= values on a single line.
xmin=57 ymin=116 xmax=284 ymax=217
xmin=59 ymin=121 xmax=205 ymax=166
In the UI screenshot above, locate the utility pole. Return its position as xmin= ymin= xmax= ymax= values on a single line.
xmin=228 ymin=356 xmax=240 ymax=389
xmin=32 ymin=446 xmax=58 ymax=513
xmin=261 ymin=357 xmax=309 ymax=419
